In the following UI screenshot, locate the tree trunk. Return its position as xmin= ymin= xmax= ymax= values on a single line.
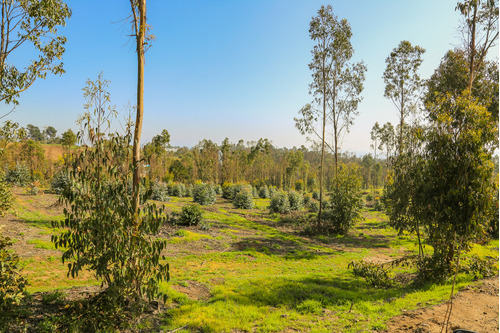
xmin=467 ymin=2 xmax=478 ymax=94
xmin=132 ymin=0 xmax=146 ymax=216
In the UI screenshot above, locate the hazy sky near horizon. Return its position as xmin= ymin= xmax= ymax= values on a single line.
xmin=3 ymin=0 xmax=498 ymax=154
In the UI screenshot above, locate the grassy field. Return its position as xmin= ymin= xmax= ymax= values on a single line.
xmin=2 ymin=189 xmax=498 ymax=332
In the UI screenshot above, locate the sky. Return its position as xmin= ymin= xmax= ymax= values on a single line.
xmin=3 ymin=0 xmax=498 ymax=155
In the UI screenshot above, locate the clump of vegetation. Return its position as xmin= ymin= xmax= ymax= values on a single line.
xmin=51 ymin=170 xmax=71 ymax=194
xmin=461 ymin=254 xmax=498 ymax=280
xmin=150 ymin=182 xmax=171 ymax=201
xmin=306 ymin=199 xmax=319 ymax=213
xmin=349 ymin=260 xmax=393 ymax=288
xmin=269 ymin=191 xmax=290 ymax=214
xmin=0 ymin=234 xmax=28 ymax=311
xmin=192 ymin=183 xmax=216 ymax=205
xmin=175 ymin=204 xmax=203 ymax=226
xmin=5 ymin=163 xmax=30 ymax=186
xmin=170 ymin=182 xmax=187 ymax=197
xmin=258 ymin=185 xmax=270 ymax=199
xmin=288 ymin=190 xmax=303 ymax=211
xmin=233 ymin=187 xmax=254 ymax=209
xmin=322 ymin=164 xmax=363 ymax=234
xmin=52 ymin=75 xmax=169 ymax=308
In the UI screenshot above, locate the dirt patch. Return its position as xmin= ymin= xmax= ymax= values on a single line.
xmin=383 ymin=277 xmax=499 ymax=333
xmin=172 ymin=280 xmax=211 ymax=301
xmin=41 ymin=145 xmax=65 ymax=162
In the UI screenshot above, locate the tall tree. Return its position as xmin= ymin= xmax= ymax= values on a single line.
xmin=383 ymin=40 xmax=425 ymax=155
xmin=130 ymin=0 xmax=152 ymax=215
xmin=0 ymin=0 xmax=71 ymax=105
xmin=456 ymin=0 xmax=499 ymax=92
xmin=370 ymin=122 xmax=381 ymax=160
xmin=295 ymin=5 xmax=365 ymax=226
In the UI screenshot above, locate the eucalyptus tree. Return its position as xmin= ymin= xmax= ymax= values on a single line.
xmin=383 ymin=41 xmax=425 ymax=155
xmin=456 ymin=0 xmax=498 ymax=92
xmin=0 ymin=0 xmax=71 ymax=105
xmin=295 ymin=5 xmax=365 ymax=226
xmin=370 ymin=122 xmax=382 ymax=160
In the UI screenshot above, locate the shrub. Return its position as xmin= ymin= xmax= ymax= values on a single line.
xmin=170 ymin=182 xmax=186 ymax=197
xmin=214 ymin=185 xmax=222 ymax=195
xmin=374 ymin=199 xmax=383 ymax=211
xmin=306 ymin=199 xmax=319 ymax=213
xmin=269 ymin=186 xmax=277 ymax=197
xmin=312 ymin=191 xmax=319 ymax=200
xmin=269 ymin=191 xmax=290 ymax=214
xmin=252 ymin=186 xmax=258 ymax=198
xmin=176 ymin=204 xmax=204 ymax=226
xmin=258 ymin=185 xmax=270 ymax=199
xmin=303 ymin=193 xmax=311 ymax=205
xmin=288 ymin=191 xmax=304 ymax=211
xmin=192 ymin=183 xmax=216 ymax=205
xmin=233 ymin=188 xmax=254 ymax=209
xmin=5 ymin=163 xmax=30 ymax=186
xmin=0 ymin=234 xmax=28 ymax=311
xmin=322 ymin=163 xmax=363 ymax=234
xmin=150 ymin=182 xmax=171 ymax=202
xmin=185 ymin=185 xmax=193 ymax=198
xmin=348 ymin=260 xmax=393 ymax=288
xmin=0 ymin=180 xmax=13 ymax=213
xmin=221 ymin=182 xmax=234 ymax=199
xmin=294 ymin=180 xmax=304 ymax=192
xmin=366 ymin=194 xmax=373 ymax=202
xmin=51 ymin=170 xmax=71 ymax=194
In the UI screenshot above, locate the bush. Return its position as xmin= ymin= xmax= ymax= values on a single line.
xmin=252 ymin=186 xmax=258 ymax=198
xmin=185 ymin=185 xmax=193 ymax=198
xmin=269 ymin=186 xmax=277 ymax=197
xmin=294 ymin=180 xmax=304 ymax=192
xmin=306 ymin=199 xmax=319 ymax=213
xmin=214 ymin=185 xmax=222 ymax=195
xmin=150 ymin=182 xmax=171 ymax=202
xmin=192 ymin=183 xmax=216 ymax=205
xmin=233 ymin=188 xmax=254 ymax=209
xmin=170 ymin=182 xmax=186 ymax=197
xmin=322 ymin=163 xmax=363 ymax=234
xmin=221 ymin=182 xmax=234 ymax=199
xmin=374 ymin=199 xmax=383 ymax=211
xmin=348 ymin=260 xmax=393 ymax=288
xmin=269 ymin=191 xmax=290 ymax=214
xmin=51 ymin=170 xmax=71 ymax=194
xmin=258 ymin=185 xmax=270 ymax=199
xmin=176 ymin=204 xmax=203 ymax=226
xmin=0 ymin=234 xmax=28 ymax=311
xmin=5 ymin=163 xmax=30 ymax=186
xmin=288 ymin=191 xmax=303 ymax=211
xmin=312 ymin=191 xmax=319 ymax=200
xmin=366 ymin=194 xmax=373 ymax=202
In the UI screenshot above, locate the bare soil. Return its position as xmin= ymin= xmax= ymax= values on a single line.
xmin=383 ymin=277 xmax=499 ymax=333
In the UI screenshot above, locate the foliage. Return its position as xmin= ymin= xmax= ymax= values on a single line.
xmin=269 ymin=191 xmax=290 ymax=214
xmin=461 ymin=254 xmax=498 ymax=280
xmin=306 ymin=199 xmax=319 ymax=213
xmin=170 ymin=182 xmax=187 ymax=197
xmin=150 ymin=182 xmax=171 ymax=202
xmin=287 ymin=190 xmax=303 ymax=211
xmin=175 ymin=204 xmax=203 ymax=226
xmin=0 ymin=234 xmax=28 ymax=311
xmin=5 ymin=163 xmax=30 ymax=186
xmin=422 ymin=93 xmax=498 ymax=266
xmin=383 ymin=40 xmax=425 ymax=154
xmin=233 ymin=188 xmax=254 ymax=209
xmin=192 ymin=183 xmax=216 ymax=205
xmin=52 ymin=76 xmax=169 ymax=305
xmin=348 ymin=260 xmax=393 ymax=288
xmin=322 ymin=163 xmax=363 ymax=234
xmin=0 ymin=0 xmax=72 ymax=105
xmin=0 ymin=180 xmax=13 ymax=213
xmin=51 ymin=170 xmax=71 ymax=194
xmin=258 ymin=185 xmax=269 ymax=199
xmin=61 ymin=129 xmax=77 ymax=148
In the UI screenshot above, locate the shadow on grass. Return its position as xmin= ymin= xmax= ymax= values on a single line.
xmin=231 ymin=236 xmax=339 ymax=260
xmin=210 ymin=274 xmax=408 ymax=311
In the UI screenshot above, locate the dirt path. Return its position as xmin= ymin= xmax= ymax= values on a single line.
xmin=383 ymin=277 xmax=499 ymax=333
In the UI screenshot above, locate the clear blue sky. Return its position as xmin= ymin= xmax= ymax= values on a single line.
xmin=4 ymin=0 xmax=496 ymax=154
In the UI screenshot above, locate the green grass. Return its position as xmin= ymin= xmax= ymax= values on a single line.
xmin=8 ymin=191 xmax=499 ymax=332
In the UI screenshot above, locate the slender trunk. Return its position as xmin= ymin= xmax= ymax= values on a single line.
xmin=318 ymin=61 xmax=326 ymax=228
xmin=467 ymin=3 xmax=477 ymax=94
xmin=132 ymin=0 xmax=146 ymax=216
